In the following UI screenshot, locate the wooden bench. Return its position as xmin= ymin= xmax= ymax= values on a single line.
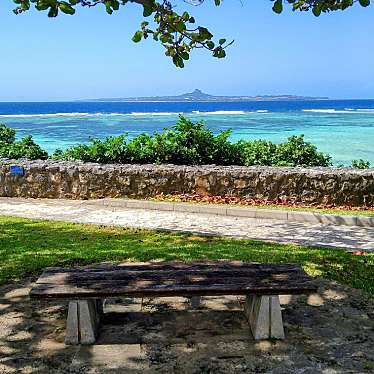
xmin=29 ymin=261 xmax=318 ymax=345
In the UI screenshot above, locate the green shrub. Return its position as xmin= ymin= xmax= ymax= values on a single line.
xmin=274 ymin=135 xmax=332 ymax=167
xmin=4 ymin=136 xmax=48 ymax=160
xmin=58 ymin=135 xmax=128 ymax=164
xmin=240 ymin=140 xmax=277 ymax=166
xmin=0 ymin=124 xmax=48 ymax=160
xmin=0 ymin=124 xmax=16 ymax=144
xmin=50 ymin=148 xmax=64 ymax=160
xmin=0 ymin=119 xmax=336 ymax=167
xmin=125 ymin=134 xmax=156 ymax=163
xmin=351 ymin=159 xmax=371 ymax=169
xmin=59 ymin=116 xmax=241 ymax=165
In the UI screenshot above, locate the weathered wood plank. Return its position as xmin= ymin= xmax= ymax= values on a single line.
xmin=65 ymin=299 xmax=102 ymax=345
xmin=78 ymin=300 xmax=98 ymax=345
xmin=40 ymin=262 xmax=300 ymax=275
xmin=32 ymin=277 xmax=316 ymax=293
xmin=30 ymin=280 xmax=317 ymax=299
xmin=244 ymin=295 xmax=285 ymax=340
xmin=245 ymin=295 xmax=270 ymax=339
xmin=30 ymin=262 xmax=318 ymax=300
xmin=269 ymin=296 xmax=285 ymax=339
xmin=65 ymin=301 xmax=79 ymax=345
xmin=36 ymin=268 xmax=309 ymax=285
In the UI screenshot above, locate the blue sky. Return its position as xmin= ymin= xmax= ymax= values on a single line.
xmin=0 ymin=1 xmax=373 ymax=101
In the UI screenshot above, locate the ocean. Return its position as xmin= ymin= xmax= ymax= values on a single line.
xmin=0 ymin=99 xmax=373 ymax=165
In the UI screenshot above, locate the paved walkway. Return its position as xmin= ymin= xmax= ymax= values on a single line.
xmin=0 ymin=197 xmax=373 ymax=251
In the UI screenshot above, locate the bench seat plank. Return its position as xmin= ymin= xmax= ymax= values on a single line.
xmin=30 ymin=262 xmax=317 ymax=299
xmin=40 ymin=262 xmax=300 ymax=273
xmin=35 ymin=268 xmax=307 ymax=284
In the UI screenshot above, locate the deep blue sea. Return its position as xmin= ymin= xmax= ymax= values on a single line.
xmin=0 ymin=99 xmax=374 ymax=165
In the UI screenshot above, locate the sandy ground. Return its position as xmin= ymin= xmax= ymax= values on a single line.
xmin=0 ymin=277 xmax=373 ymax=374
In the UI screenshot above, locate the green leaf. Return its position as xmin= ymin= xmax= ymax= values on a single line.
xmin=359 ymin=0 xmax=370 ymax=7
xmin=143 ymin=5 xmax=153 ymax=17
xmin=172 ymin=54 xmax=184 ymax=68
xmin=341 ymin=0 xmax=353 ymax=10
xmin=312 ymin=5 xmax=322 ymax=16
xmin=21 ymin=1 xmax=30 ymax=10
xmin=160 ymin=33 xmax=171 ymax=43
xmin=219 ymin=38 xmax=226 ymax=45
xmin=206 ymin=41 xmax=215 ymax=49
xmin=111 ymin=0 xmax=120 ymax=11
xmin=104 ymin=1 xmax=113 ymax=14
xmin=214 ymin=0 xmax=221 ymax=5
xmin=175 ymin=21 xmax=186 ymax=32
xmin=213 ymin=47 xmax=226 ymax=58
xmin=272 ymin=0 xmax=283 ymax=14
xmin=35 ymin=1 xmax=50 ymax=11
xmin=180 ymin=51 xmax=189 ymax=60
xmin=59 ymin=2 xmax=75 ymax=15
xmin=198 ymin=27 xmax=213 ymax=40
xmin=132 ymin=31 xmax=143 ymax=43
xmin=48 ymin=5 xmax=58 ymax=17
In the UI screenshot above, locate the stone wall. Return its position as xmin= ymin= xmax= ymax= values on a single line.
xmin=0 ymin=159 xmax=373 ymax=206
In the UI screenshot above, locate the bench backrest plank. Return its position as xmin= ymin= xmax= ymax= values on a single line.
xmin=30 ymin=261 xmax=318 ymax=299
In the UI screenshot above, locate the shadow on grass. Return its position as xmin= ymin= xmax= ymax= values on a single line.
xmin=1 ymin=217 xmax=373 ymax=372
xmin=0 ymin=216 xmax=373 ymax=295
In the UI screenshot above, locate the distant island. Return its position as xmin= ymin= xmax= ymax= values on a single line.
xmin=79 ymin=89 xmax=329 ymax=102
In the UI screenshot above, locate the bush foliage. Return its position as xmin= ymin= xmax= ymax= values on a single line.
xmin=0 ymin=118 xmax=370 ymax=168
xmin=0 ymin=124 xmax=48 ymax=160
xmin=55 ymin=116 xmax=332 ymax=167
xmin=351 ymin=159 xmax=371 ymax=169
xmin=11 ymin=0 xmax=372 ymax=68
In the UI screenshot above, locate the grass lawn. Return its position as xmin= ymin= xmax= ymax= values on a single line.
xmin=0 ymin=216 xmax=373 ymax=296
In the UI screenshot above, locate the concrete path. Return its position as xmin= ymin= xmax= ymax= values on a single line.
xmin=0 ymin=197 xmax=373 ymax=251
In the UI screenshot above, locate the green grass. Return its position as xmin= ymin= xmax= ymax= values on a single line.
xmin=0 ymin=216 xmax=373 ymax=296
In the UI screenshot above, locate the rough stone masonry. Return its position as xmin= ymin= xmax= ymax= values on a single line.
xmin=0 ymin=159 xmax=373 ymax=206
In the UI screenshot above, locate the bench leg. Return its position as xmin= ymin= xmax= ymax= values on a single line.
xmin=65 ymin=299 xmax=103 ymax=345
xmin=244 ymin=295 xmax=285 ymax=340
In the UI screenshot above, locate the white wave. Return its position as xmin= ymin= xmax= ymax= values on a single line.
xmin=191 ymin=110 xmax=269 ymax=115
xmin=356 ymin=108 xmax=374 ymax=112
xmin=0 ymin=112 xmax=142 ymax=118
xmin=0 ymin=110 xmax=271 ymax=119
xmin=129 ymin=112 xmax=179 ymax=116
xmin=0 ymin=112 xmax=91 ymax=118
xmin=191 ymin=110 xmax=247 ymax=115
xmin=302 ymin=109 xmax=374 ymax=114
xmin=45 ymin=125 xmax=79 ymax=128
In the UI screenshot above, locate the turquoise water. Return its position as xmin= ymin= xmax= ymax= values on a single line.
xmin=0 ymin=100 xmax=373 ymax=165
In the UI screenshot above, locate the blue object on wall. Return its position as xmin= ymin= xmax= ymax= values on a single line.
xmin=10 ymin=165 xmax=25 ymax=177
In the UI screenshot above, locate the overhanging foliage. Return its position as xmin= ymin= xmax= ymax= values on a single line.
xmin=11 ymin=0 xmax=371 ymax=67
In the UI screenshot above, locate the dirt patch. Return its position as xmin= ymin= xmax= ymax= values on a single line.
xmin=0 ymin=278 xmax=373 ymax=373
